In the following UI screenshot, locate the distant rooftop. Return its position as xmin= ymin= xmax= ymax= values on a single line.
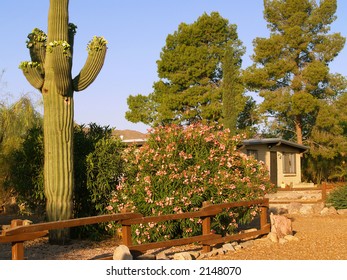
xmin=242 ymin=138 xmax=309 ymax=153
xmin=112 ymin=129 xmax=147 ymax=141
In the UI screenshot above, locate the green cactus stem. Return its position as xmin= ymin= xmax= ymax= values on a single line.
xmin=19 ymin=62 xmax=44 ymax=90
xmin=73 ymin=36 xmax=107 ymax=91
xmin=19 ymin=0 xmax=107 ymax=244
xmin=26 ymin=28 xmax=47 ymax=64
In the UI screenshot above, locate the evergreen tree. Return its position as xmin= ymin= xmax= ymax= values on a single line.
xmin=126 ymin=12 xmax=245 ymax=127
xmin=222 ymin=43 xmax=246 ymax=134
xmin=243 ymin=0 xmax=345 ymax=144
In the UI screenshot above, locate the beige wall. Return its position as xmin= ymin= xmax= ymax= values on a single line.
xmin=240 ymin=144 xmax=303 ymax=188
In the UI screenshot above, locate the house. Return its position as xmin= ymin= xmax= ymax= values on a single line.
xmin=239 ymin=138 xmax=309 ymax=188
xmin=112 ymin=129 xmax=147 ymax=146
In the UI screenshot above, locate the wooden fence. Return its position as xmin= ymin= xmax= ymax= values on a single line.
xmin=0 ymin=198 xmax=270 ymax=260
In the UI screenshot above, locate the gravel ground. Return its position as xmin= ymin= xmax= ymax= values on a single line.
xmin=1 ymin=214 xmax=347 ymax=260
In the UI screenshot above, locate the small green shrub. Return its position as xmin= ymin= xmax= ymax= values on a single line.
xmin=107 ymin=123 xmax=275 ymax=244
xmin=327 ymin=185 xmax=347 ymax=210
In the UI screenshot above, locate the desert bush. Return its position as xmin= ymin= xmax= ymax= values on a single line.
xmin=326 ymin=185 xmax=347 ymax=210
xmin=7 ymin=123 xmax=125 ymax=223
xmin=107 ymin=123 xmax=275 ymax=244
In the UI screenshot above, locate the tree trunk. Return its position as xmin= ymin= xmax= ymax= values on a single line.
xmin=295 ymin=115 xmax=303 ymax=145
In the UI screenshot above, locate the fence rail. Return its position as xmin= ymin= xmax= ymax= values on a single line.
xmin=0 ymin=198 xmax=270 ymax=260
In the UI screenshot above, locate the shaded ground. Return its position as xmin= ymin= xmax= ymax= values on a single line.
xmin=1 ymin=214 xmax=347 ymax=260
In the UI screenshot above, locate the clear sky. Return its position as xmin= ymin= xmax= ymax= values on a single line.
xmin=1 ymin=0 xmax=346 ymax=133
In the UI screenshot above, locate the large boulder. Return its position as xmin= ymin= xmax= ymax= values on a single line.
xmin=270 ymin=213 xmax=293 ymax=238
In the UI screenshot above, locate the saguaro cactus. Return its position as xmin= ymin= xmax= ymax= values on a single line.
xmin=19 ymin=0 xmax=107 ymax=244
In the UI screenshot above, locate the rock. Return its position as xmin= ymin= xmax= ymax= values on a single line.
xmin=287 ymin=202 xmax=302 ymax=214
xmin=156 ymin=251 xmax=169 ymax=260
xmin=234 ymin=245 xmax=242 ymax=251
xmin=312 ymin=202 xmax=325 ymax=215
xmin=113 ymin=245 xmax=133 ymax=260
xmin=299 ymin=205 xmax=314 ymax=215
xmin=222 ymin=243 xmax=236 ymax=252
xmin=337 ymin=209 xmax=347 ymax=215
xmin=241 ymin=240 xmax=255 ymax=249
xmin=284 ymin=235 xmax=299 ymax=242
xmin=270 ymin=213 xmax=293 ymax=238
xmin=190 ymin=251 xmax=200 ymax=259
xmin=173 ymin=252 xmax=192 ymax=260
xmin=321 ymin=206 xmax=337 ymax=215
xmin=215 ymin=248 xmax=226 ymax=255
xmin=279 ymin=238 xmax=288 ymax=244
xmin=206 ymin=250 xmax=218 ymax=257
xmin=267 ymin=232 xmax=279 ymax=243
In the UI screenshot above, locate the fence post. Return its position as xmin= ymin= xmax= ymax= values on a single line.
xmin=121 ymin=209 xmax=132 ymax=247
xmin=201 ymin=201 xmax=211 ymax=253
xmin=260 ymin=200 xmax=269 ymax=230
xmin=11 ymin=220 xmax=24 ymax=260
xmin=321 ymin=183 xmax=327 ymax=202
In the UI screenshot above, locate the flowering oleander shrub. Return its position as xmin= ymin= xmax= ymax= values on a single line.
xmin=107 ymin=123 xmax=275 ymax=244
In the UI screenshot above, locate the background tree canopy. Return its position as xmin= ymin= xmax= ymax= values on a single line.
xmin=243 ymin=0 xmax=346 ymax=145
xmin=126 ymin=12 xmax=247 ymax=131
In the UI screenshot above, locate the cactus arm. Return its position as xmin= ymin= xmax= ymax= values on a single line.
xmin=46 ymin=41 xmax=73 ymax=96
xmin=72 ymin=36 xmax=107 ymax=92
xmin=26 ymin=28 xmax=47 ymax=65
xmin=19 ymin=62 xmax=44 ymax=90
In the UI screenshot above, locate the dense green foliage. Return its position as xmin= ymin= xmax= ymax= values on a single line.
xmin=0 ymin=96 xmax=41 ymax=206
xmin=7 ymin=124 xmax=124 ymax=230
xmin=243 ymin=0 xmax=346 ymax=144
xmin=107 ymin=123 xmax=275 ymax=244
xmin=222 ymin=43 xmax=247 ymax=134
xmin=126 ymin=12 xmax=248 ymax=131
xmin=326 ymin=185 xmax=347 ymax=210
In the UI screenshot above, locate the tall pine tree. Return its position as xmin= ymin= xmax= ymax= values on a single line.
xmin=243 ymin=0 xmax=345 ymax=144
xmin=126 ymin=12 xmax=245 ymax=128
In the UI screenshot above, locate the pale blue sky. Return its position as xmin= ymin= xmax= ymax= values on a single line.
xmin=1 ymin=1 xmax=346 ymax=133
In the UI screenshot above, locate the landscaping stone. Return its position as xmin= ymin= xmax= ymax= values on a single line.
xmin=337 ymin=209 xmax=347 ymax=215
xmin=299 ymin=204 xmax=314 ymax=215
xmin=284 ymin=235 xmax=299 ymax=242
xmin=321 ymin=206 xmax=337 ymax=215
xmin=240 ymin=240 xmax=255 ymax=249
xmin=287 ymin=202 xmax=302 ymax=214
xmin=173 ymin=252 xmax=193 ymax=260
xmin=267 ymin=232 xmax=279 ymax=243
xmin=270 ymin=213 xmax=293 ymax=238
xmin=113 ymin=245 xmax=133 ymax=260
xmin=312 ymin=202 xmax=325 ymax=214
xmin=156 ymin=251 xmax=169 ymax=260
xmin=279 ymin=238 xmax=288 ymax=245
xmin=222 ymin=243 xmax=236 ymax=252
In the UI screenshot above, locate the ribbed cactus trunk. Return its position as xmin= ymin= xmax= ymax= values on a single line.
xmin=43 ymin=0 xmax=73 ymax=244
xmin=20 ymin=0 xmax=107 ymax=244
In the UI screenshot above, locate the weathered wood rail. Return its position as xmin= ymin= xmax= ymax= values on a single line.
xmin=0 ymin=198 xmax=270 ymax=260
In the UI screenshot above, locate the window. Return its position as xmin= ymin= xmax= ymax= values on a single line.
xmin=247 ymin=149 xmax=258 ymax=160
xmin=283 ymin=153 xmax=296 ymax=174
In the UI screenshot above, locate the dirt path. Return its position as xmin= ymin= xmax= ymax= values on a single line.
xmin=1 ymin=214 xmax=347 ymax=260
xmin=214 ymin=214 xmax=347 ymax=260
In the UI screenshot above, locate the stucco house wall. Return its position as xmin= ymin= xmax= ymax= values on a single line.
xmin=240 ymin=139 xmax=309 ymax=188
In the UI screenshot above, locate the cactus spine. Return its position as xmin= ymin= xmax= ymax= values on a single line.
xmin=19 ymin=0 xmax=107 ymax=244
